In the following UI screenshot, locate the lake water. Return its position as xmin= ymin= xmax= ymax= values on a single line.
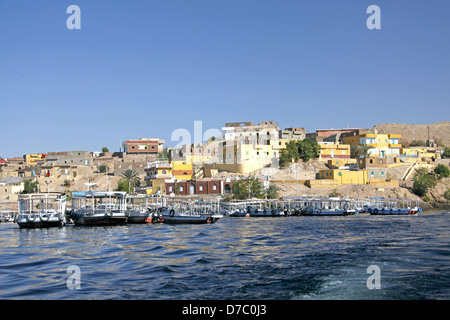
xmin=0 ymin=210 xmax=449 ymax=300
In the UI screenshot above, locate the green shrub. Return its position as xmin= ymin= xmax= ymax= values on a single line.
xmin=444 ymin=189 xmax=450 ymax=201
xmin=412 ymin=168 xmax=437 ymax=197
xmin=434 ymin=164 xmax=450 ymax=179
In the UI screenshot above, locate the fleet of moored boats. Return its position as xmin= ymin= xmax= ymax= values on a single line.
xmin=0 ymin=191 xmax=423 ymax=229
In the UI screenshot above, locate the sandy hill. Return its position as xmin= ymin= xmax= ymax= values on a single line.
xmin=373 ymin=122 xmax=450 ymax=147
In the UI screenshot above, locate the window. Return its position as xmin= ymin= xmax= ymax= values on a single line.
xmin=199 ymin=185 xmax=204 ymax=191
xmin=179 ymin=186 xmax=184 ymax=192
xmin=338 ymin=172 xmax=342 ymax=176
xmin=381 ymin=171 xmax=384 ymax=175
xmin=169 ymin=186 xmax=173 ymax=192
xmin=371 ymin=171 xmax=375 ymax=177
xmin=212 ymin=184 xmax=217 ymax=191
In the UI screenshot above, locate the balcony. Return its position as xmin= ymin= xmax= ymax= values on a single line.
xmin=145 ymin=173 xmax=173 ymax=180
xmin=144 ymin=163 xmax=172 ymax=171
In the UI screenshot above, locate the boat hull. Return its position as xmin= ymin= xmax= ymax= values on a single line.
xmin=368 ymin=208 xmax=421 ymax=215
xmin=17 ymin=219 xmax=64 ymax=228
xmin=71 ymin=214 xmax=128 ymax=226
xmin=162 ymin=216 xmax=220 ymax=224
xmin=126 ymin=214 xmax=149 ymax=223
xmin=303 ymin=209 xmax=348 ymax=216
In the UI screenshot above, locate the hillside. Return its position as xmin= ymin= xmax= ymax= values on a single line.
xmin=373 ymin=121 xmax=450 ymax=147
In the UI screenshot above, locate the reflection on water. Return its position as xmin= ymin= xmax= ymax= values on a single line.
xmin=0 ymin=210 xmax=448 ymax=299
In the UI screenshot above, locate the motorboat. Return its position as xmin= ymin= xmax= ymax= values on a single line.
xmin=159 ymin=207 xmax=222 ymax=224
xmin=367 ymin=198 xmax=422 ymax=215
xmin=69 ymin=191 xmax=128 ymax=226
xmin=16 ymin=193 xmax=67 ymax=228
xmin=301 ymin=197 xmax=355 ymax=216
xmin=126 ymin=194 xmax=152 ymax=223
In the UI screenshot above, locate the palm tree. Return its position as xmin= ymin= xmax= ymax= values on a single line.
xmin=265 ymin=184 xmax=279 ymax=199
xmin=120 ymin=169 xmax=140 ymax=193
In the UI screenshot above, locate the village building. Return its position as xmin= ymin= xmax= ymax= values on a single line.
xmin=122 ymin=138 xmax=165 ymax=155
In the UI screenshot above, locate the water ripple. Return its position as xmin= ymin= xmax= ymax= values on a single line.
xmin=0 ymin=210 xmax=449 ymax=299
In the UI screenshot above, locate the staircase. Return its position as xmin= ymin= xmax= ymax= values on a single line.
xmin=401 ymin=163 xmax=418 ymax=181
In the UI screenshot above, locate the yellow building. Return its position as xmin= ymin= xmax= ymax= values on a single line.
xmin=342 ymin=133 xmax=402 ymax=158
xmin=318 ymin=168 xmax=368 ymax=185
xmin=399 ymin=147 xmax=440 ymax=160
xmin=144 ymin=163 xmax=173 ymax=194
xmin=318 ymin=143 xmax=351 ymax=160
xmin=171 ymin=161 xmax=193 ymax=180
xmin=24 ymin=153 xmax=47 ymax=166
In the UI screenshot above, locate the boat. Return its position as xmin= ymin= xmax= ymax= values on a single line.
xmin=69 ymin=191 xmax=128 ymax=226
xmin=16 ymin=193 xmax=67 ymax=228
xmin=242 ymin=206 xmax=286 ymax=217
xmin=159 ymin=207 xmax=222 ymax=224
xmin=126 ymin=194 xmax=152 ymax=223
xmin=227 ymin=200 xmax=288 ymax=217
xmin=158 ymin=196 xmax=223 ymax=224
xmin=301 ymin=198 xmax=355 ymax=216
xmin=0 ymin=210 xmax=16 ymax=222
xmin=303 ymin=207 xmax=349 ymax=216
xmin=367 ymin=198 xmax=422 ymax=215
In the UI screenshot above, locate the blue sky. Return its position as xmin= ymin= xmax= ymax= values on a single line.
xmin=1 ymin=0 xmax=449 ymax=158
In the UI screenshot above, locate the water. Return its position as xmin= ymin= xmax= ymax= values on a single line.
xmin=0 ymin=210 xmax=449 ymax=300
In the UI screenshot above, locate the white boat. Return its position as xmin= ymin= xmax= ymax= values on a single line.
xmin=158 ymin=196 xmax=223 ymax=224
xmin=302 ymin=198 xmax=355 ymax=216
xmin=126 ymin=194 xmax=152 ymax=223
xmin=70 ymin=191 xmax=128 ymax=226
xmin=16 ymin=193 xmax=67 ymax=228
xmin=303 ymin=207 xmax=348 ymax=216
xmin=159 ymin=207 xmax=222 ymax=224
xmin=367 ymin=198 xmax=422 ymax=215
xmin=0 ymin=210 xmax=16 ymax=222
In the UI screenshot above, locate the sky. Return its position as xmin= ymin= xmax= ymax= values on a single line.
xmin=0 ymin=0 xmax=449 ymax=158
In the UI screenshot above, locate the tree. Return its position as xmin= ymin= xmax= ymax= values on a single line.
xmin=99 ymin=164 xmax=108 ymax=173
xmin=158 ymin=149 xmax=169 ymax=161
xmin=231 ymin=177 xmax=265 ymax=200
xmin=444 ymin=189 xmax=450 ymax=201
xmin=21 ymin=180 xmax=38 ymax=194
xmin=265 ymin=184 xmax=279 ymax=199
xmin=443 ymin=147 xmax=450 ymax=158
xmin=298 ymin=138 xmax=320 ymax=162
xmin=412 ymin=168 xmax=437 ymax=197
xmin=117 ymin=169 xmax=141 ymax=193
xmin=434 ymin=164 xmax=450 ymax=179
xmin=115 ymin=180 xmax=130 ymax=192
xmin=102 ymin=147 xmax=109 ymax=153
xmin=279 ymin=138 xmax=320 ymax=167
xmin=279 ymin=140 xmax=300 ymax=167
